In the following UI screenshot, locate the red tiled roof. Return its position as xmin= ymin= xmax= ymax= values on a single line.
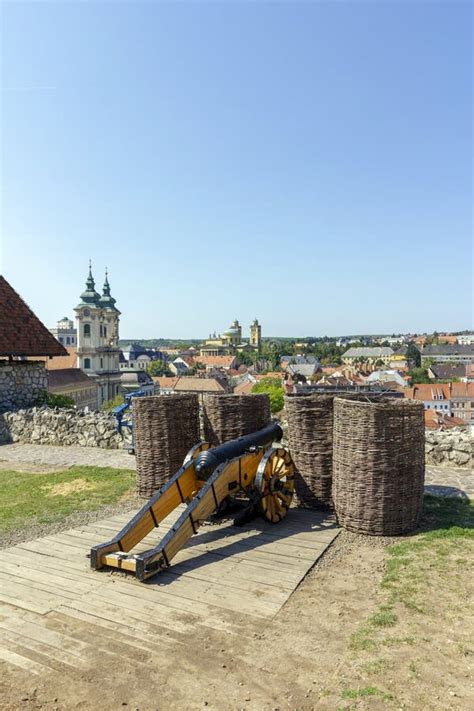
xmin=45 ymin=348 xmax=77 ymax=370
xmin=233 ymin=380 xmax=254 ymax=395
xmin=424 ymin=411 xmax=466 ymax=429
xmin=48 ymin=368 xmax=95 ymax=392
xmin=153 ymin=376 xmax=180 ymax=389
xmin=0 ymin=276 xmax=67 ymax=357
xmin=199 ymin=355 xmax=236 ymax=368
xmin=405 ymin=383 xmax=474 ymax=401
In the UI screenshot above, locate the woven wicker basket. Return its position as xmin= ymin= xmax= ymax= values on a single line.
xmin=134 ymin=394 xmax=200 ymax=498
xmin=202 ymin=393 xmax=271 ymax=446
xmin=285 ymin=393 xmax=339 ymax=509
xmin=333 ymin=397 xmax=425 ymax=535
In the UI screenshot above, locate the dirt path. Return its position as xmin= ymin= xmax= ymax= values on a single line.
xmin=0 ymin=528 xmax=471 ymax=711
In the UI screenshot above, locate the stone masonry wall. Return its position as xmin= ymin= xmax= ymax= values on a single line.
xmin=0 ymin=361 xmax=48 ymax=412
xmin=0 ymin=407 xmax=126 ymax=449
xmin=425 ymin=428 xmax=472 ymax=467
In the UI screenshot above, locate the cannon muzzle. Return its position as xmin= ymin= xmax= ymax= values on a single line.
xmin=195 ymin=421 xmax=283 ymax=480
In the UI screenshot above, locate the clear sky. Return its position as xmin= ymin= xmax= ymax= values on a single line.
xmin=1 ymin=1 xmax=472 ymax=339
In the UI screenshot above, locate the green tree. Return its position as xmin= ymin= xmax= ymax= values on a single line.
xmin=236 ymin=350 xmax=257 ymax=367
xmin=35 ymin=391 xmax=75 ymax=409
xmin=101 ymin=394 xmax=125 ymax=412
xmin=405 ymin=343 xmax=421 ymax=368
xmin=146 ymin=360 xmax=171 ymax=377
xmin=251 ymin=377 xmax=284 ymax=414
xmin=407 ymin=367 xmax=431 ymax=385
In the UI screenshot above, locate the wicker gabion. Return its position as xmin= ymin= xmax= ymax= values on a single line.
xmin=332 ymin=397 xmax=425 ymax=535
xmin=134 ymin=394 xmax=200 ymax=498
xmin=284 ymin=392 xmax=387 ymax=509
xmin=202 ymin=393 xmax=271 ymax=446
xmin=284 ymin=393 xmax=338 ymax=509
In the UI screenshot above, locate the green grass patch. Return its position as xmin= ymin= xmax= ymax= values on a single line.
xmin=360 ymin=658 xmax=390 ymax=675
xmin=341 ymin=686 xmax=392 ymax=701
xmin=381 ymin=635 xmax=415 ymax=647
xmin=369 ymin=607 xmax=397 ymax=628
xmin=0 ymin=466 xmax=135 ymax=532
xmin=349 ymin=496 xmax=473 ymax=665
xmin=350 ymin=625 xmax=377 ymax=651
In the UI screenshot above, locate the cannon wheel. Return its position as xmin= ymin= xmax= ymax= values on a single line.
xmin=183 ymin=441 xmax=210 ymax=465
xmin=255 ymin=447 xmax=295 ymax=523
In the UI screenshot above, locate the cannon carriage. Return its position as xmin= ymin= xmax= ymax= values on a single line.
xmin=91 ymin=422 xmax=295 ymax=581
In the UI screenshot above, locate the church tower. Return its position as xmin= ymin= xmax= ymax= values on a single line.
xmin=75 ymin=263 xmax=122 ymax=408
xmin=250 ymin=318 xmax=262 ymax=353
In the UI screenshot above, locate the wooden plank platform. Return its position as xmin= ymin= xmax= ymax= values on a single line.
xmin=0 ymin=507 xmax=339 ymax=678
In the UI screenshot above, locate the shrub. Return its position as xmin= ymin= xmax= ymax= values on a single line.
xmin=35 ymin=391 xmax=75 ymax=409
xmin=101 ymin=394 xmax=125 ymax=412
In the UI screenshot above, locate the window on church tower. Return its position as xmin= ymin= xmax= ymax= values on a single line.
xmin=84 ymin=358 xmax=91 ymax=369
xmin=84 ymin=324 xmax=91 ymax=337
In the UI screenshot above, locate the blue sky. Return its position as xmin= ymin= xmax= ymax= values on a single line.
xmin=1 ymin=1 xmax=472 ymax=339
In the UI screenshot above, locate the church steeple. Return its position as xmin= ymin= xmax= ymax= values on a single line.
xmin=78 ymin=260 xmax=100 ymax=306
xmin=98 ymin=268 xmax=118 ymax=311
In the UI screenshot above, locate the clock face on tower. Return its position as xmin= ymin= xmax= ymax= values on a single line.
xmin=84 ymin=309 xmax=90 ymax=317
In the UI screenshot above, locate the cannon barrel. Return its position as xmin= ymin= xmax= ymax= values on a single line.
xmin=195 ymin=421 xmax=283 ymax=480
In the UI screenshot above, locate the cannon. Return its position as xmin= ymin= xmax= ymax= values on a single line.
xmin=90 ymin=422 xmax=295 ymax=581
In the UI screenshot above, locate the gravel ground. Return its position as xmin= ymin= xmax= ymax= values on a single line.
xmin=0 ymin=442 xmax=136 ymax=471
xmin=0 ymin=494 xmax=143 ymax=550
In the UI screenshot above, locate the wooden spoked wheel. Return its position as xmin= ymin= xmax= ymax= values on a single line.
xmin=183 ymin=441 xmax=210 ymax=465
xmin=255 ymin=448 xmax=295 ymax=523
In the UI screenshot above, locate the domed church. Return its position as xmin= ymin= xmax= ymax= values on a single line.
xmin=200 ymin=319 xmax=261 ymax=357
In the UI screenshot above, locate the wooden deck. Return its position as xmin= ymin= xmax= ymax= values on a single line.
xmin=0 ymin=507 xmax=339 ymax=677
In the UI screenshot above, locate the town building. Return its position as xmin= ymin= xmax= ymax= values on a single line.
xmin=198 ymin=355 xmax=237 ymax=371
xmin=120 ymin=370 xmax=155 ymax=397
xmin=119 ymin=343 xmax=167 ymax=371
xmin=50 ymin=316 xmax=77 ymax=347
xmin=404 ymin=382 xmax=474 ymax=424
xmin=169 ymin=357 xmax=192 ymax=376
xmin=457 ymin=333 xmax=474 ymax=345
xmin=421 ymin=344 xmax=474 ymax=364
xmin=74 ymin=265 xmax=122 ymax=408
xmin=286 ymin=362 xmax=320 ymax=382
xmin=0 ymin=276 xmax=68 ymax=411
xmin=200 ymin=319 xmax=262 ymax=357
xmin=45 ymin=348 xmax=98 ymax=409
xmin=48 ymin=368 xmax=99 ymax=409
xmin=280 ymin=355 xmax=319 ymax=370
xmin=424 ymin=410 xmax=466 ymax=430
xmin=367 ymin=369 xmax=407 ymax=389
xmin=427 ymin=363 xmax=471 ymax=381
xmin=152 ymin=376 xmax=227 ymax=398
xmin=342 ymin=346 xmax=394 ymax=365
xmin=437 ymin=335 xmax=458 ymax=345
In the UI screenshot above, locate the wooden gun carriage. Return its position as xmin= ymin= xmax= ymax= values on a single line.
xmin=91 ymin=422 xmax=295 ymax=581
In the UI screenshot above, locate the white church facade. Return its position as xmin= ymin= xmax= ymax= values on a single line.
xmin=74 ymin=264 xmax=122 ymax=408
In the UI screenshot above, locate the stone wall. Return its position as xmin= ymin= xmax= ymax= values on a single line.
xmin=0 ymin=407 xmax=127 ymax=449
xmin=425 ymin=428 xmax=472 ymax=467
xmin=0 ymin=361 xmax=48 ymax=412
